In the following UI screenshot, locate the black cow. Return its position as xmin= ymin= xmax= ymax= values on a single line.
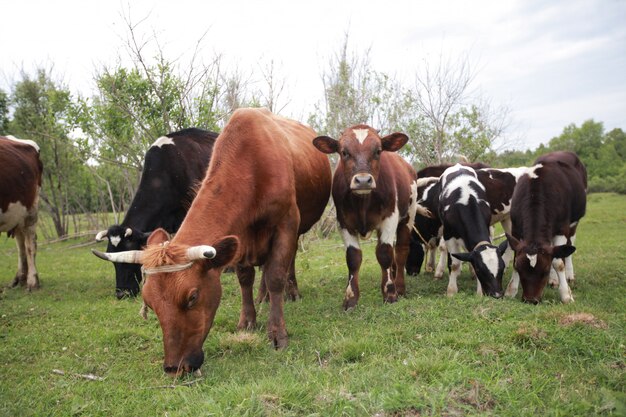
xmin=505 ymin=152 xmax=587 ymax=304
xmin=437 ymin=164 xmax=507 ymax=298
xmin=95 ymin=128 xmax=217 ymax=298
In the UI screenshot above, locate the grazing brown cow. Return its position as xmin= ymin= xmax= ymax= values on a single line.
xmin=505 ymin=151 xmax=587 ymax=304
xmin=92 ymin=108 xmax=332 ymax=375
xmin=0 ymin=135 xmax=43 ymax=290
xmin=313 ymin=125 xmax=417 ymax=309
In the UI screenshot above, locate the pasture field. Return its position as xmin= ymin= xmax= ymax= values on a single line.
xmin=0 ymin=193 xmax=624 ymax=416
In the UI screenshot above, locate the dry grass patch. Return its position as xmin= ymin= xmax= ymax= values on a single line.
xmin=559 ymin=313 xmax=608 ymax=329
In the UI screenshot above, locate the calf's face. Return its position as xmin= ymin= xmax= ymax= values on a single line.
xmin=313 ymin=126 xmax=408 ymax=195
xmin=451 ymin=241 xmax=507 ymax=298
xmin=506 ymin=234 xmax=576 ymax=303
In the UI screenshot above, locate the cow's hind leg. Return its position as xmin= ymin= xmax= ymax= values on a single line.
xmin=434 ymin=237 xmax=447 ymax=279
xmin=236 ymin=265 xmax=257 ymax=330
xmin=23 ymin=223 xmax=39 ymax=290
xmin=264 ymin=209 xmax=300 ymax=349
xmin=284 ymin=255 xmax=301 ymax=301
xmin=11 ymin=228 xmax=28 ymax=287
xmin=393 ymin=222 xmax=411 ymax=296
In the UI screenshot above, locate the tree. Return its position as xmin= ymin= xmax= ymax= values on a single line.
xmin=8 ymin=68 xmax=92 ymax=238
xmin=0 ymin=89 xmax=9 ymax=134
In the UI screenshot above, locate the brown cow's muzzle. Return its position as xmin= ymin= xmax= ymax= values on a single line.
xmin=163 ymin=349 xmax=204 ymax=377
xmin=350 ymin=173 xmax=376 ymax=194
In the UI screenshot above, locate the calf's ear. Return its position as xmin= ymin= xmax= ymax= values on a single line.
xmin=551 ymin=244 xmax=576 ymax=259
xmin=451 ymin=252 xmax=472 ymax=262
xmin=505 ymin=233 xmax=521 ymax=252
xmin=206 ymin=236 xmax=240 ymax=270
xmin=312 ymin=136 xmax=339 ymax=154
xmin=497 ymin=240 xmax=509 ymax=256
xmin=381 ymin=132 xmax=408 ymax=152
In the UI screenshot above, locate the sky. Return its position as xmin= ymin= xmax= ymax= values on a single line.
xmin=1 ymin=0 xmax=625 ymax=150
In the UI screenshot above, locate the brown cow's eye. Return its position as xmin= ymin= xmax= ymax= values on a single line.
xmin=341 ymin=149 xmax=350 ymax=158
xmin=374 ymin=148 xmax=381 ymax=158
xmin=187 ymin=289 xmax=199 ymax=309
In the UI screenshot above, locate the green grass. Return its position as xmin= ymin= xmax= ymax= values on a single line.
xmin=1 ymin=193 xmax=625 ymax=416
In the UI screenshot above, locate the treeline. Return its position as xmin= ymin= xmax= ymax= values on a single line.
xmin=492 ymin=120 xmax=626 ymax=194
xmin=0 ymin=22 xmax=623 ymax=239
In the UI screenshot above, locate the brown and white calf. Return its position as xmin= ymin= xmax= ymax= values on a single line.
xmin=505 ymin=152 xmax=587 ymax=304
xmin=437 ymin=164 xmax=507 ymax=298
xmin=313 ymin=125 xmax=417 ymax=309
xmin=92 ymin=108 xmax=332 ymax=375
xmin=0 ymin=135 xmax=43 ymax=290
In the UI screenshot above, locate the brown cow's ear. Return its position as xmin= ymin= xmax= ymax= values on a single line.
xmin=206 ymin=235 xmax=239 ymax=270
xmin=505 ymin=233 xmax=521 ymax=252
xmin=147 ymin=228 xmax=170 ymax=245
xmin=551 ymin=244 xmax=576 ymax=259
xmin=312 ymin=136 xmax=339 ymax=154
xmin=381 ymin=132 xmax=408 ymax=152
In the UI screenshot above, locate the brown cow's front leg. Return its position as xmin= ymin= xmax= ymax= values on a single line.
xmin=344 ymin=246 xmax=362 ymax=310
xmin=377 ymin=242 xmax=397 ymax=303
xmin=236 ymin=265 xmax=256 ymax=330
xmin=394 ymin=223 xmax=411 ymax=296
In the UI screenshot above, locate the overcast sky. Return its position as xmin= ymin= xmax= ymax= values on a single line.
xmin=1 ymin=0 xmax=625 ymax=150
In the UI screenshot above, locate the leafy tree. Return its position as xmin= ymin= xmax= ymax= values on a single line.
xmin=0 ymin=89 xmax=9 ymax=134
xmin=8 ymin=68 xmax=93 ymax=237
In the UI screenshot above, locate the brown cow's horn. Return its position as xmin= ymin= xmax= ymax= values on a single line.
xmin=91 ymin=249 xmax=144 ymax=264
xmin=95 ymin=230 xmax=108 ymax=241
xmin=125 ymin=228 xmax=133 ymax=238
xmin=186 ymin=245 xmax=217 ymax=260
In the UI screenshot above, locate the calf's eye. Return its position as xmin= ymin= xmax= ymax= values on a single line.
xmin=187 ymin=289 xmax=199 ymax=308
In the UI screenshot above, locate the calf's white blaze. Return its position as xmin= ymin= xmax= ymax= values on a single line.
xmin=480 ymin=246 xmax=500 ymax=278
xmin=352 ymin=129 xmax=369 ymax=144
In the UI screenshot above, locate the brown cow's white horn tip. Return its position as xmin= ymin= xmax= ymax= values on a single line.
xmin=186 ymin=245 xmax=216 ymax=261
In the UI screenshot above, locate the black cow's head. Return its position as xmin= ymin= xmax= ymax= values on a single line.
xmin=95 ymin=225 xmax=151 ymax=299
xmin=313 ymin=125 xmax=408 ymax=195
xmin=451 ymin=240 xmax=508 ymax=298
xmin=506 ymin=234 xmax=575 ymax=304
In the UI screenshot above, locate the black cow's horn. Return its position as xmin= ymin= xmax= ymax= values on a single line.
xmin=95 ymin=230 xmax=108 ymax=241
xmin=91 ymin=249 xmax=144 ymax=264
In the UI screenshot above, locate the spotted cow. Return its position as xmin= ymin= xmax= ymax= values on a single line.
xmin=437 ymin=164 xmax=507 ymax=298
xmin=95 ymin=128 xmax=217 ymax=298
xmin=0 ymin=135 xmax=43 ymax=290
xmin=505 ymin=152 xmax=587 ymax=303
xmin=313 ymin=125 xmax=417 ymax=309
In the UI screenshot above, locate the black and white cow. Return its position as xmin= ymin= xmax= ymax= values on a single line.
xmin=505 ymin=152 xmax=587 ymax=304
xmin=437 ymin=164 xmax=507 ymax=298
xmin=95 ymin=128 xmax=217 ymax=298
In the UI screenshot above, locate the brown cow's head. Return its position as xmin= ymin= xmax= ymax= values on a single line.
xmin=313 ymin=125 xmax=408 ymax=195
xmin=506 ymin=234 xmax=575 ymax=304
xmin=92 ymin=228 xmax=239 ymax=376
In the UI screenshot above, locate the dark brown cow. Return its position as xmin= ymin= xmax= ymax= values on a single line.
xmin=313 ymin=125 xmax=417 ymax=309
xmin=0 ymin=135 xmax=43 ymax=290
xmin=92 ymin=108 xmax=332 ymax=375
xmin=505 ymin=151 xmax=587 ymax=304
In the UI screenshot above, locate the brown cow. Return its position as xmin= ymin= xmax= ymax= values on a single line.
xmin=313 ymin=125 xmax=417 ymax=309
xmin=0 ymin=135 xmax=43 ymax=290
xmin=505 ymin=152 xmax=587 ymax=304
xmin=92 ymin=108 xmax=332 ymax=375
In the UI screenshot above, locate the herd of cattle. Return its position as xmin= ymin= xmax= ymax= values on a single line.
xmin=1 ymin=107 xmax=587 ymax=376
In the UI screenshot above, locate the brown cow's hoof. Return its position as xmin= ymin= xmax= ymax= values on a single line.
xmin=237 ymin=318 xmax=256 ymax=331
xmin=384 ymin=294 xmax=398 ymax=304
xmin=269 ymin=330 xmax=288 ymax=349
xmin=26 ymin=283 xmax=41 ymax=292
